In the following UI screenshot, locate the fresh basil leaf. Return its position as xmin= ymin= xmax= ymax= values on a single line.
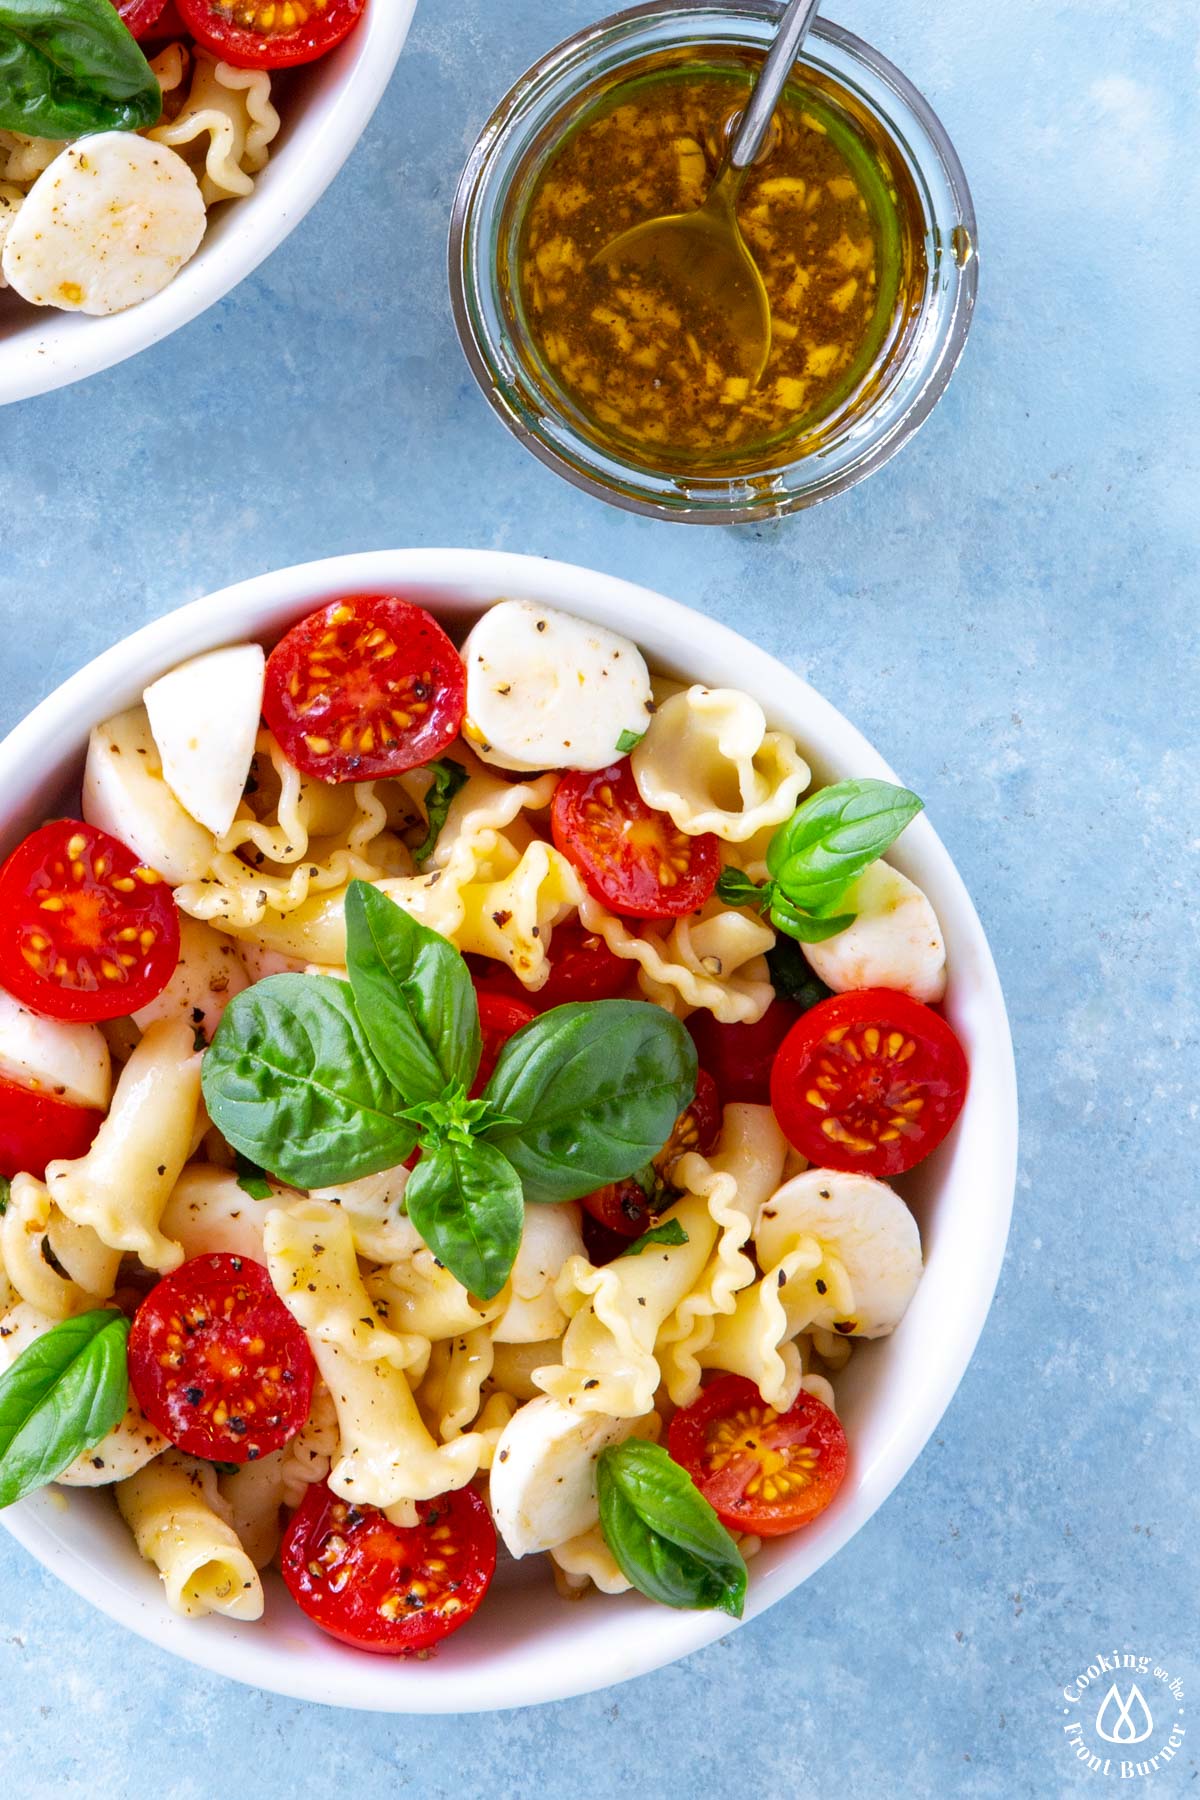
xmin=597 ymin=1439 xmax=747 ymax=1618
xmin=481 ymin=1000 xmax=697 ymax=1204
xmin=765 ymin=936 xmax=833 ymax=1010
xmin=234 ymin=1153 xmax=273 ymax=1202
xmin=766 ymin=778 xmax=923 ymax=915
xmin=0 ymin=1175 xmax=9 ymax=1216
xmin=0 ymin=0 xmax=162 ymax=138
xmin=715 ymin=867 xmax=769 ymax=911
xmin=0 ymin=1309 xmax=129 ymax=1508
xmin=403 ymin=1137 xmax=523 ymax=1300
xmin=615 ymin=728 xmax=645 ymax=754
xmin=412 ymin=759 xmax=468 ymax=867
xmin=619 ymin=1219 xmax=688 ymax=1257
xmin=344 ymin=880 xmax=481 ymax=1102
xmin=768 ymin=893 xmax=856 ymax=945
xmin=202 ymin=973 xmax=417 ymax=1188
xmin=207 ymin=1459 xmax=242 ymax=1478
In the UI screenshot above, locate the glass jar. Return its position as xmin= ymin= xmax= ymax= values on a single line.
xmin=448 ymin=1 xmax=978 ymax=524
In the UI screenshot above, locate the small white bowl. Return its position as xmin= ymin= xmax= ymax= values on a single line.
xmin=0 ymin=3 xmax=416 ymax=407
xmin=0 ymin=549 xmax=1017 ymax=1710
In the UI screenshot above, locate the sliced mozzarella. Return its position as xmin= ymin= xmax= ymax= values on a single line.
xmin=489 ymin=1396 xmax=646 ymax=1557
xmin=0 ymin=986 xmax=111 ymax=1111
xmin=83 ymin=705 xmax=215 ymax=885
xmin=493 ymin=1203 xmax=584 ymax=1345
xmin=1 ymin=133 xmax=206 ymax=316
xmin=802 ymin=861 xmax=947 ymax=1003
xmin=143 ymin=645 xmax=265 ymax=838
xmin=132 ymin=916 xmax=248 ymax=1043
xmin=755 ymin=1168 xmax=922 ymax=1339
xmin=462 ymin=600 xmax=652 ymax=772
xmin=0 ymin=1303 xmax=166 ymax=1483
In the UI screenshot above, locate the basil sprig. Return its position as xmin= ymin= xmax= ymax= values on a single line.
xmin=716 ymin=778 xmax=923 ymax=946
xmin=411 ymin=758 xmax=468 ymax=867
xmin=0 ymin=0 xmax=163 ymax=138
xmin=619 ymin=1218 xmax=688 ymax=1257
xmin=203 ymin=881 xmax=696 ymax=1300
xmin=597 ymin=1439 xmax=747 ymax=1618
xmin=0 ymin=1309 xmax=129 ymax=1508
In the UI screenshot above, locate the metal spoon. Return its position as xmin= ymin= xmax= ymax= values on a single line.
xmin=592 ymin=0 xmax=823 ymax=387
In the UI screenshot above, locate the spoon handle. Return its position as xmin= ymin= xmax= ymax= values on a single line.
xmin=728 ymin=0 xmax=823 ymax=169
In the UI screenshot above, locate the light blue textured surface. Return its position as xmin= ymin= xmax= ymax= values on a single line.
xmin=1 ymin=0 xmax=1197 ymax=1794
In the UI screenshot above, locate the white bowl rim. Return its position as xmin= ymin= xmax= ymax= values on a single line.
xmin=0 ymin=1 xmax=416 ymax=408
xmin=0 ymin=548 xmax=1018 ymax=1711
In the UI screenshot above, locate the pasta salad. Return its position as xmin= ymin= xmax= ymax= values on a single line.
xmin=0 ymin=0 xmax=367 ymax=317
xmin=0 ymin=591 xmax=968 ymax=1654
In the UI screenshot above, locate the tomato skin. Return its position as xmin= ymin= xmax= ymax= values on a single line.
xmin=176 ymin=0 xmax=366 ymax=68
xmin=113 ymin=0 xmax=169 ymax=35
xmin=580 ymin=1068 xmax=721 ymax=1240
xmin=281 ymin=1482 xmax=496 ymax=1654
xmin=551 ymin=760 xmax=720 ymax=920
xmin=687 ymin=999 xmax=802 ymax=1106
xmin=128 ymin=1254 xmax=315 ymax=1463
xmin=668 ymin=1375 xmax=848 ymax=1537
xmin=0 ymin=820 xmax=180 ymax=1023
xmin=0 ymin=1072 xmax=103 ymax=1180
xmin=263 ymin=594 xmax=465 ymax=784
xmin=770 ymin=989 xmax=968 ymax=1178
xmin=470 ymin=990 xmax=536 ymax=1098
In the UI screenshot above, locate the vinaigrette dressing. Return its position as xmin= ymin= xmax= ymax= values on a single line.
xmin=509 ymin=56 xmax=927 ymax=474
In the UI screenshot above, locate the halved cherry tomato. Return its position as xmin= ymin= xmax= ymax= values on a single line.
xmin=551 ymin=760 xmax=720 ymax=920
xmin=770 ymin=989 xmax=968 ymax=1178
xmin=581 ymin=1068 xmax=721 ymax=1239
xmin=668 ymin=1375 xmax=848 ymax=1537
xmin=0 ymin=821 xmax=180 ymax=1023
xmin=128 ymin=1253 xmax=315 ymax=1463
xmin=281 ymin=1482 xmax=496 ymax=1654
xmin=263 ymin=594 xmax=465 ymax=784
xmin=0 ymin=1072 xmax=103 ymax=1181
xmin=176 ymin=0 xmax=366 ymax=68
xmin=687 ymin=999 xmax=801 ymax=1105
xmin=470 ymin=990 xmax=536 ymax=1098
xmin=113 ymin=0 xmax=169 ymax=35
xmin=468 ymin=922 xmax=633 ymax=1014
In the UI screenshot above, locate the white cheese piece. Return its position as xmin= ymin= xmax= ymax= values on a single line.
xmin=1 ymin=132 xmax=206 ymax=315
xmin=802 ymin=861 xmax=947 ymax=1003
xmin=131 ymin=915 xmax=248 ymax=1042
xmin=143 ymin=645 xmax=265 ymax=838
xmin=83 ymin=705 xmax=215 ymax=885
xmin=756 ymin=1168 xmax=923 ymax=1339
xmin=489 ymin=1395 xmax=643 ymax=1558
xmin=0 ymin=986 xmax=111 ymax=1111
xmin=462 ymin=600 xmax=652 ymax=772
xmin=0 ymin=184 xmax=23 ymax=287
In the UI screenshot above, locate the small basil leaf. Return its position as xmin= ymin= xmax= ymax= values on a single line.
xmin=481 ymin=1000 xmax=697 ymax=1204
xmin=412 ymin=759 xmax=468 ymax=867
xmin=714 ymin=868 xmax=770 ymax=910
xmin=597 ymin=1439 xmax=747 ymax=1618
xmin=766 ymin=778 xmax=923 ymax=914
xmin=0 ymin=1175 xmax=9 ymax=1215
xmin=765 ymin=936 xmax=833 ymax=1010
xmin=234 ymin=1153 xmax=274 ymax=1202
xmin=344 ymin=880 xmax=481 ymax=1102
xmin=619 ymin=1219 xmax=688 ymax=1257
xmin=615 ymin=728 xmax=645 ymax=754
xmin=403 ymin=1138 xmax=523 ymax=1300
xmin=202 ymin=973 xmax=417 ymax=1188
xmin=0 ymin=0 xmax=163 ymax=138
xmin=0 ymin=1309 xmax=129 ymax=1508
xmin=768 ymin=894 xmax=856 ymax=945
xmin=207 ymin=1459 xmax=242 ymax=1478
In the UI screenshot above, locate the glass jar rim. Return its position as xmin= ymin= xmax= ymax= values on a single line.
xmin=448 ymin=1 xmax=979 ymax=524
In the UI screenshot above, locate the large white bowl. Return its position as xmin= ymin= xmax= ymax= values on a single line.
xmin=0 ymin=549 xmax=1017 ymax=1710
xmin=0 ymin=3 xmax=416 ymax=407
